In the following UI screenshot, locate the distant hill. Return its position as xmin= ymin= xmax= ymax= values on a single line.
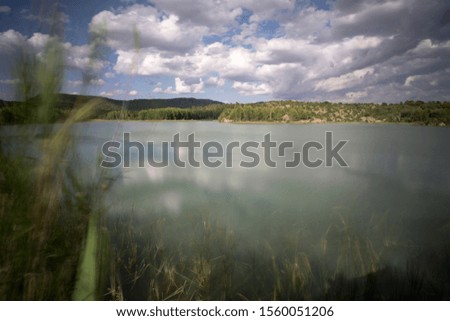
xmin=0 ymin=93 xmax=223 ymax=124
xmin=1 ymin=93 xmax=222 ymax=110
xmin=51 ymin=93 xmax=223 ymax=111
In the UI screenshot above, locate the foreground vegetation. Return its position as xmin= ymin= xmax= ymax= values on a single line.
xmin=105 ymin=209 xmax=450 ymax=300
xmin=0 ymin=115 xmax=110 ymax=300
xmin=0 ymin=24 xmax=109 ymax=300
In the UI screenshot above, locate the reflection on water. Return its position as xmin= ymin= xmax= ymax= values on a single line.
xmin=101 ymin=122 xmax=450 ymax=214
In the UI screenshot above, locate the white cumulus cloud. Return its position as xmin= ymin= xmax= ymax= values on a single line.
xmin=154 ymin=77 xmax=204 ymax=94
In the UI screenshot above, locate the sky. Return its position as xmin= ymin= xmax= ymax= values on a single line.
xmin=0 ymin=0 xmax=449 ymax=103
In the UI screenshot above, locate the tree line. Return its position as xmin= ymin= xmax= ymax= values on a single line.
xmin=1 ymin=99 xmax=449 ymax=126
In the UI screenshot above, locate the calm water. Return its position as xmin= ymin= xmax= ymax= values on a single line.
xmin=2 ymin=121 xmax=450 ymax=273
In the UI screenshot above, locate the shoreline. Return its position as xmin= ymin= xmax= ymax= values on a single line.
xmin=88 ymin=118 xmax=449 ymax=127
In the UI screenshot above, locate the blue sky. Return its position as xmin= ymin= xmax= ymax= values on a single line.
xmin=1 ymin=0 xmax=449 ymax=103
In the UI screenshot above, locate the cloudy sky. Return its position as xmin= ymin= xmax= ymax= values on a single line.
xmin=0 ymin=0 xmax=449 ymax=103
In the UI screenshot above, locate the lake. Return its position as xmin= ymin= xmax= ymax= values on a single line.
xmin=2 ymin=121 xmax=449 ymax=299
